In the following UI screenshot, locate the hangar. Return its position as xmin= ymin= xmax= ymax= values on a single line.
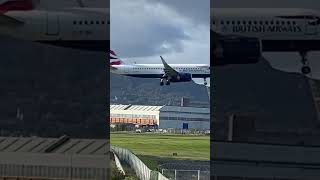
xmin=110 ymin=104 xmax=210 ymax=130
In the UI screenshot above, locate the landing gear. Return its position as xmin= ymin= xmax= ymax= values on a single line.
xmin=301 ymin=66 xmax=311 ymax=75
xmin=166 ymin=79 xmax=170 ymax=85
xmin=300 ymin=51 xmax=311 ymax=75
xmin=204 ymin=78 xmax=207 ymax=86
xmin=160 ymin=78 xmax=170 ymax=86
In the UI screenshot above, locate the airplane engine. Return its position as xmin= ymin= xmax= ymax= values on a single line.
xmin=171 ymin=73 xmax=192 ymax=82
xmin=212 ymin=35 xmax=262 ymax=66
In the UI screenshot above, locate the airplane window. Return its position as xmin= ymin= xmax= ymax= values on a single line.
xmin=73 ymin=21 xmax=77 ymax=25
xmin=226 ymin=21 xmax=230 ymax=25
xmin=212 ymin=20 xmax=215 ymax=25
xmin=231 ymin=21 xmax=235 ymax=25
xmin=84 ymin=21 xmax=88 ymax=25
xmin=91 ymin=21 xmax=94 ymax=24
xmin=281 ymin=21 xmax=285 ymax=25
xmin=248 ymin=21 xmax=252 ymax=25
xmin=293 ymin=21 xmax=296 ymax=25
xmin=287 ymin=21 xmax=291 ymax=25
xmin=220 ymin=21 xmax=224 ymax=25
xmin=242 ymin=21 xmax=246 ymax=24
xmin=270 ymin=21 xmax=274 ymax=25
xmin=79 ymin=21 xmax=83 ymax=25
xmin=102 ymin=21 xmax=105 ymax=24
xmin=254 ymin=21 xmax=257 ymax=25
xmin=96 ymin=21 xmax=100 ymax=24
xmin=259 ymin=21 xmax=263 ymax=25
xmin=276 ymin=21 xmax=279 ymax=25
xmin=237 ymin=21 xmax=240 ymax=25
xmin=265 ymin=21 xmax=268 ymax=25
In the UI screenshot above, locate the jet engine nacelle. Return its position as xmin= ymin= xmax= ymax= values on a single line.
xmin=212 ymin=36 xmax=262 ymax=66
xmin=171 ymin=73 xmax=192 ymax=82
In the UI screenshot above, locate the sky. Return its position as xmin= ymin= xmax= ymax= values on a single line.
xmin=110 ymin=0 xmax=210 ymax=65
xmin=213 ymin=0 xmax=320 ymax=79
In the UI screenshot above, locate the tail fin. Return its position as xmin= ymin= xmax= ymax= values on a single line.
xmin=110 ymin=50 xmax=124 ymax=65
xmin=0 ymin=0 xmax=38 ymax=12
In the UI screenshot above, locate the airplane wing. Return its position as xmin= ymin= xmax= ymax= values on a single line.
xmin=160 ymin=56 xmax=179 ymax=78
xmin=0 ymin=14 xmax=24 ymax=26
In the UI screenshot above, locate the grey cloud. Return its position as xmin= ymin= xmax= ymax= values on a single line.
xmin=111 ymin=0 xmax=202 ymax=58
xmin=150 ymin=0 xmax=210 ymax=25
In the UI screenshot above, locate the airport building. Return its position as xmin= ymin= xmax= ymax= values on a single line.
xmin=110 ymin=104 xmax=210 ymax=130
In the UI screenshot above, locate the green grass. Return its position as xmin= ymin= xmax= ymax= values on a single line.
xmin=111 ymin=132 xmax=210 ymax=161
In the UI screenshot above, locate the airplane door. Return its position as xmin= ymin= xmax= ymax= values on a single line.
xmin=46 ymin=13 xmax=60 ymax=35
xmin=124 ymin=66 xmax=130 ymax=73
xmin=305 ymin=17 xmax=318 ymax=35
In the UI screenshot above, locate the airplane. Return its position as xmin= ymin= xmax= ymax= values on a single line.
xmin=109 ymin=50 xmax=210 ymax=86
xmin=0 ymin=0 xmax=108 ymax=51
xmin=211 ymin=8 xmax=320 ymax=74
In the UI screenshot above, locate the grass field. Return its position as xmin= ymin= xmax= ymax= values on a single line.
xmin=111 ymin=132 xmax=210 ymax=161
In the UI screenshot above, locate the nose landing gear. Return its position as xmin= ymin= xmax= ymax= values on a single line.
xmin=204 ymin=78 xmax=208 ymax=86
xmin=300 ymin=51 xmax=311 ymax=75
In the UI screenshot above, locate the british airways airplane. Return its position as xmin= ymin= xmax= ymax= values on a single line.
xmin=0 ymin=0 xmax=108 ymax=51
xmin=212 ymin=8 xmax=320 ymax=74
xmin=110 ymin=50 xmax=210 ymax=86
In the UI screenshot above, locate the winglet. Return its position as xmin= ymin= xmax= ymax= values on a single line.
xmin=160 ymin=56 xmax=168 ymax=66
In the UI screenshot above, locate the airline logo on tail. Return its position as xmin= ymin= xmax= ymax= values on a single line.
xmin=109 ymin=50 xmax=123 ymax=69
xmin=0 ymin=0 xmax=36 ymax=12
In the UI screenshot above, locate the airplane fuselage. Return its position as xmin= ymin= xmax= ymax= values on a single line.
xmin=1 ymin=8 xmax=108 ymax=51
xmin=212 ymin=8 xmax=320 ymax=52
xmin=111 ymin=64 xmax=210 ymax=79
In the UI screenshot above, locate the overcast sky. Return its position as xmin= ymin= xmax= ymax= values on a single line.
xmin=213 ymin=1 xmax=320 ymax=79
xmin=110 ymin=0 xmax=210 ymax=65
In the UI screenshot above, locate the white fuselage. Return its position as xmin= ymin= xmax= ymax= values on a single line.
xmin=212 ymin=8 xmax=320 ymax=51
xmin=111 ymin=64 xmax=210 ymax=79
xmin=0 ymin=8 xmax=109 ymax=51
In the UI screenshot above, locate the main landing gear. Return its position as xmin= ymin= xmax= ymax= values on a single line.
xmin=300 ymin=51 xmax=311 ymax=75
xmin=160 ymin=78 xmax=170 ymax=86
xmin=204 ymin=78 xmax=208 ymax=86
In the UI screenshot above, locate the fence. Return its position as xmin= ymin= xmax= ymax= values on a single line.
xmin=111 ymin=145 xmax=169 ymax=180
xmin=161 ymin=169 xmax=210 ymax=180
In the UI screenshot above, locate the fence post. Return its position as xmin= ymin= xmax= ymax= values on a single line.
xmin=198 ymin=170 xmax=200 ymax=180
xmin=174 ymin=169 xmax=177 ymax=180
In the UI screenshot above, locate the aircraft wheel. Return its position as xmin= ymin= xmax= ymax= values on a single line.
xmin=301 ymin=66 xmax=311 ymax=75
xmin=166 ymin=81 xmax=170 ymax=85
xmin=160 ymin=81 xmax=164 ymax=86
